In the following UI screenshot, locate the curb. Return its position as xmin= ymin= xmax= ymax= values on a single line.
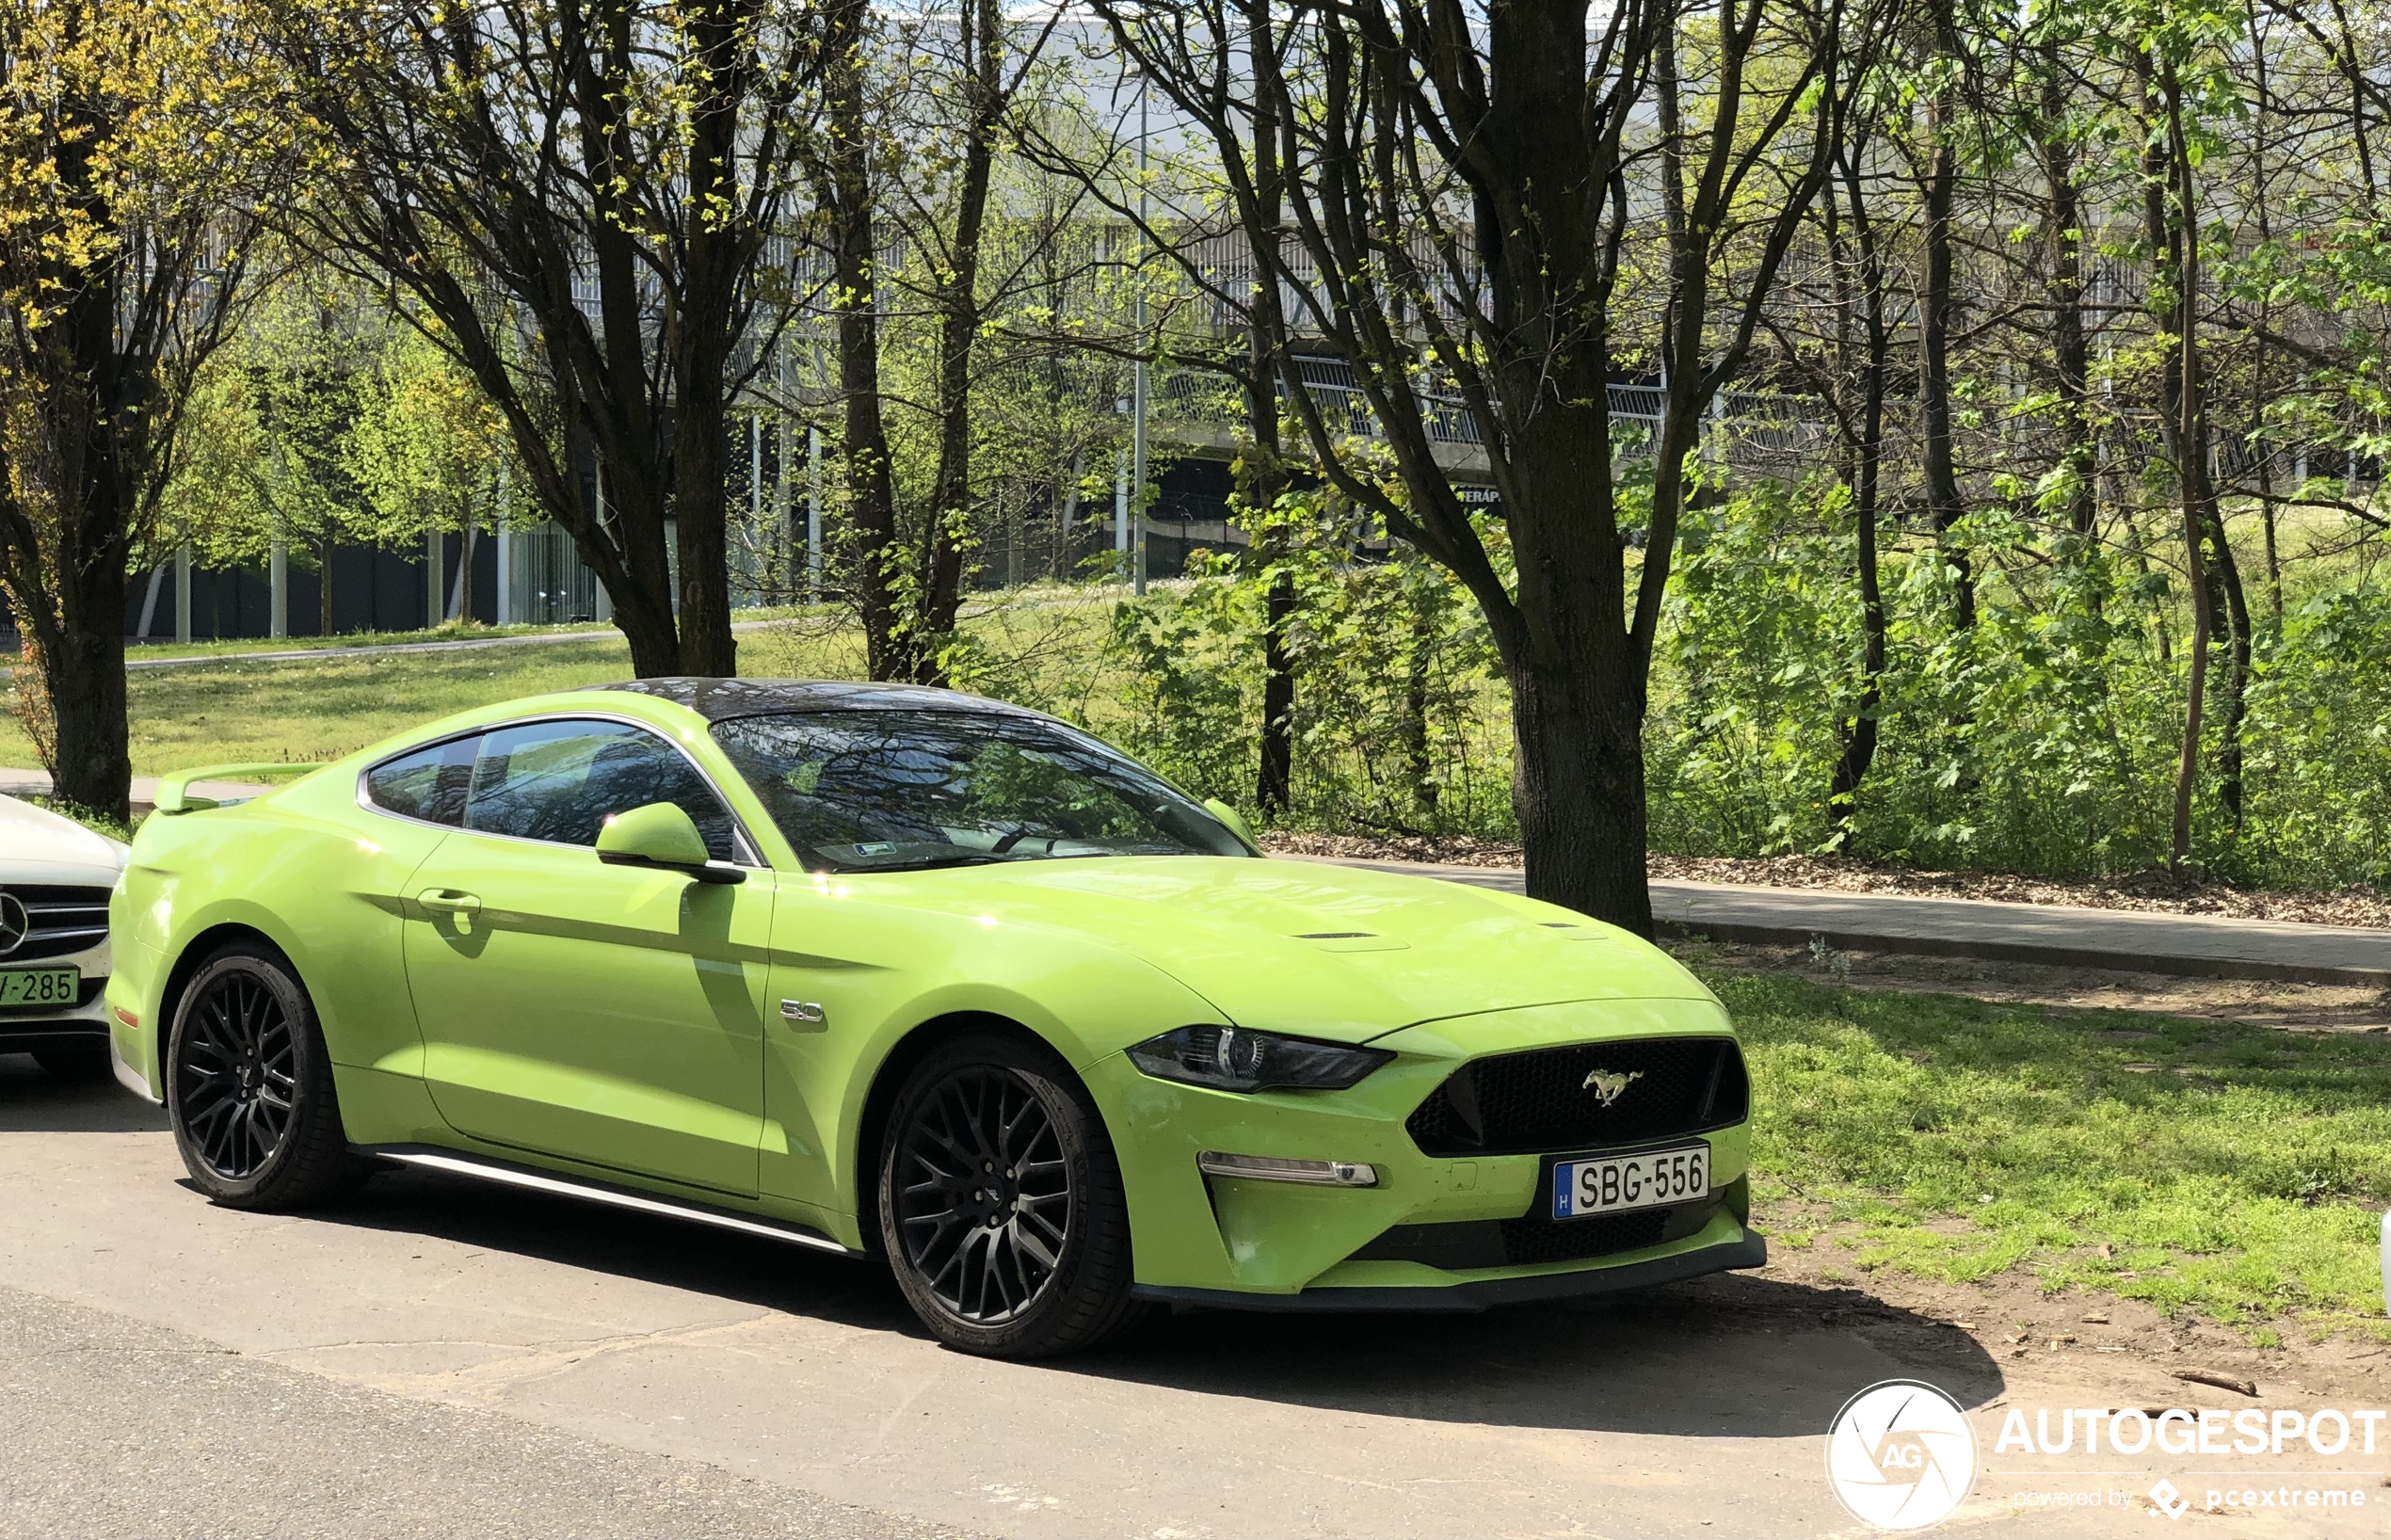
xmin=1652 ymin=916 xmax=2391 ymax=988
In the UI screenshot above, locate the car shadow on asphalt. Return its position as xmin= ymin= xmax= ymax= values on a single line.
xmin=303 ymin=1157 xmax=2004 ymax=1439
xmin=0 ymin=1054 xmax=168 ymax=1133
xmin=4 ymin=1052 xmax=2005 ymax=1438
xmin=309 ymin=1163 xmax=927 ymax=1337
xmin=1081 ymin=1269 xmax=2008 ymax=1437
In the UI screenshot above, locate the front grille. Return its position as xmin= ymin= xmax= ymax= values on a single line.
xmin=1500 ymin=1207 xmax=1675 ymax=1265
xmin=0 ymin=884 xmax=110 ymax=963
xmin=1405 ymin=1035 xmax=1748 ymax=1157
xmin=1351 ymin=1191 xmax=1729 ymax=1270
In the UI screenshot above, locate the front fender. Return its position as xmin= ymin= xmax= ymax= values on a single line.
xmin=756 ymin=889 xmax=1227 ymax=1237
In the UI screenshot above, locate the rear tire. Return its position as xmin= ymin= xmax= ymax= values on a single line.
xmin=32 ymin=1042 xmax=111 ymax=1081
xmin=878 ymin=1034 xmax=1149 ymax=1358
xmin=166 ymin=941 xmax=364 ymax=1210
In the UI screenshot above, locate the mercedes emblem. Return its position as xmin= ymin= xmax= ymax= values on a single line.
xmin=0 ymin=891 xmax=27 ymax=957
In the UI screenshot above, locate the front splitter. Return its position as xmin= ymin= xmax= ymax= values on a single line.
xmin=1131 ymin=1228 xmax=1766 ymax=1313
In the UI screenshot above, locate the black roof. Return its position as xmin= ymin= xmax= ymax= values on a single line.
xmin=580 ymin=677 xmax=1050 ymax=725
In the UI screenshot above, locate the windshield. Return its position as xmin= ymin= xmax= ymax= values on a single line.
xmin=709 ymin=709 xmax=1252 ymax=873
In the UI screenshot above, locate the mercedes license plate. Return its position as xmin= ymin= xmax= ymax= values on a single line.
xmin=0 ymin=968 xmax=78 ymax=1008
xmin=1551 ymin=1144 xmax=1709 ymax=1219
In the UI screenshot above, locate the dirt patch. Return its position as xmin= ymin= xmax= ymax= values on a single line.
xmin=1260 ymin=831 xmax=2391 ymax=930
xmin=1704 ymin=1211 xmax=2391 ymax=1408
xmin=1673 ymin=936 xmax=2391 ymax=1032
xmin=1262 ymin=829 xmax=1532 ymax=869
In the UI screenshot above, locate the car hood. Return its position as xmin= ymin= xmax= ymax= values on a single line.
xmin=0 ymin=793 xmax=127 ymax=883
xmin=882 ymin=855 xmax=1712 ymax=1041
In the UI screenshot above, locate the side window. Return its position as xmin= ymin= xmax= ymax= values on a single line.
xmin=463 ymin=719 xmax=737 ymax=860
xmin=363 ymin=735 xmax=478 ymax=826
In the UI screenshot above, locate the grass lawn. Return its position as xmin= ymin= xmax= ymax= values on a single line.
xmin=0 ymin=597 xmax=1119 ymax=775
xmin=1723 ymin=968 xmax=2391 ymax=1341
xmin=0 ymin=619 xmax=892 ymax=775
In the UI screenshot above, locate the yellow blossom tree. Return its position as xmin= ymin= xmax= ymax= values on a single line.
xmin=0 ymin=0 xmax=283 ymax=818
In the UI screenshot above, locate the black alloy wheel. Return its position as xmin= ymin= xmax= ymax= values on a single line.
xmin=167 ymin=941 xmax=366 ymax=1209
xmin=176 ymin=967 xmax=298 ymax=1179
xmin=878 ymin=1035 xmax=1147 ymax=1357
xmin=891 ymin=1065 xmax=1074 ymax=1323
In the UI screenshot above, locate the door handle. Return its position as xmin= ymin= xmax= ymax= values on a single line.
xmin=417 ymin=890 xmax=482 ymax=916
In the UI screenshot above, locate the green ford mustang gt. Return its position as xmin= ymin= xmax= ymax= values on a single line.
xmin=104 ymin=679 xmax=1762 ymax=1356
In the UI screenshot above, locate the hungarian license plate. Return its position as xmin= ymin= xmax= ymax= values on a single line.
xmin=0 ymin=968 xmax=78 ymax=1008
xmin=1551 ymin=1144 xmax=1709 ymax=1219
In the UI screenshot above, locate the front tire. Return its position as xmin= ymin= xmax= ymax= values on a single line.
xmin=878 ymin=1034 xmax=1147 ymax=1358
xmin=167 ymin=941 xmax=362 ymax=1210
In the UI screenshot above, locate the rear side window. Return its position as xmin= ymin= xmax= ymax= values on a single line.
xmin=362 ymin=736 xmax=478 ymax=826
xmin=463 ymin=719 xmax=737 ymax=860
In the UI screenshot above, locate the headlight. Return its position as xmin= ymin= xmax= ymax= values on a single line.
xmin=1126 ymin=1024 xmax=1392 ymax=1093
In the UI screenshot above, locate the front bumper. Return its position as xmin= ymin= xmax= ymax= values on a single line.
xmin=1092 ymin=995 xmax=1758 ymax=1303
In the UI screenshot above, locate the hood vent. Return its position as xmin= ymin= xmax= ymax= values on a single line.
xmin=1293 ymin=930 xmax=1411 ymax=954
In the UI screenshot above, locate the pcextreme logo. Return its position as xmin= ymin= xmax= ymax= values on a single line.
xmin=1825 ymin=1379 xmax=1980 ymax=1532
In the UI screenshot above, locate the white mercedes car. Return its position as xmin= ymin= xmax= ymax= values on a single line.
xmin=0 ymin=793 xmax=126 ymax=1079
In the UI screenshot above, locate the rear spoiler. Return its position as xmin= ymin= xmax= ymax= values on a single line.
xmin=153 ymin=762 xmax=327 ymax=815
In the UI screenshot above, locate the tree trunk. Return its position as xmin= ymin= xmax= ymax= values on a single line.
xmin=820 ymin=0 xmax=900 ymax=681
xmin=2039 ymin=46 xmax=2096 ymax=546
xmin=2153 ymin=55 xmax=2222 ymax=872
xmin=1243 ymin=0 xmax=1294 ymax=814
xmin=1823 ymin=138 xmax=1889 ymax=842
xmin=43 ymin=559 xmax=133 ymax=824
xmin=1500 ymin=355 xmax=1646 ymax=931
xmin=1510 ymin=660 xmax=1651 ymax=938
xmin=2204 ymin=498 xmax=2253 ymax=827
xmin=1259 ymin=569 xmax=1295 ymax=812
xmin=1403 ymin=602 xmax=1436 ymax=815
xmin=1829 ymin=306 xmax=1888 ymax=841
xmin=670 ymin=357 xmax=738 ymax=675
xmin=1920 ymin=110 xmax=1973 ymax=631
xmin=660 ymin=0 xmax=751 ymax=679
xmin=912 ymin=0 xmax=1003 ymax=685
xmin=318 ymin=537 xmax=335 ymax=636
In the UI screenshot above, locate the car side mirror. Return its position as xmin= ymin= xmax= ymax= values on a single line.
xmin=596 ymin=802 xmax=744 ymax=884
xmin=1203 ymin=797 xmax=1260 ymax=853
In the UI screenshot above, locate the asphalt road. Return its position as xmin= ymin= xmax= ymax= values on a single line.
xmin=0 ymin=1054 xmax=2347 ymax=1539
xmin=0 ymin=1284 xmax=969 ymax=1539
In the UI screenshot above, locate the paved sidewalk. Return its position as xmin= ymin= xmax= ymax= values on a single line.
xmin=1288 ymin=855 xmax=2391 ymax=987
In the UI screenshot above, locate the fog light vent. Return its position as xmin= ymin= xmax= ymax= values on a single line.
xmin=1196 ymin=1151 xmax=1378 ymax=1187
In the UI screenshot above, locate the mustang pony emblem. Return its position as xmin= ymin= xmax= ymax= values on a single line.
xmin=1581 ymin=1068 xmax=1643 ymax=1106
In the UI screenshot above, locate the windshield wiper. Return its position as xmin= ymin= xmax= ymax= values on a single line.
xmin=862 ymin=852 xmax=1007 ymax=872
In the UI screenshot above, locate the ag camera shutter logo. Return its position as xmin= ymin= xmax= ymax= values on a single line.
xmin=1824 ymin=1379 xmax=1978 ymax=1532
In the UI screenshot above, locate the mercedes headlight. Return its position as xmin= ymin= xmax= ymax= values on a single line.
xmin=1126 ymin=1024 xmax=1392 ymax=1093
